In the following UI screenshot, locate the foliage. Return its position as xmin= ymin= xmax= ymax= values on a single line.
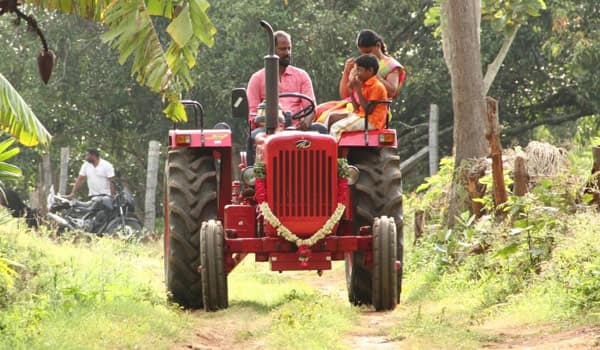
xmin=1 ymin=0 xmax=600 ymax=214
xmin=23 ymin=0 xmax=217 ymax=122
xmin=481 ymin=0 xmax=547 ymax=32
xmin=269 ymin=290 xmax=357 ymax=350
xmin=411 ymin=157 xmax=454 ymax=213
xmin=403 ymin=143 xmax=600 ymax=342
xmin=0 ymin=73 xmax=51 ymax=147
xmin=0 ymin=137 xmax=23 ymax=182
xmin=0 ymin=223 xmax=191 ymax=349
xmin=426 ymin=0 xmax=547 ymax=37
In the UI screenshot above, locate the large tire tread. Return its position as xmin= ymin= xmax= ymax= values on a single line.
xmin=166 ymin=148 xmax=218 ymax=309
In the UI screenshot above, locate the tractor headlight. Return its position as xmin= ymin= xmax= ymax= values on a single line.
xmin=241 ymin=166 xmax=256 ymax=186
xmin=347 ymin=165 xmax=360 ymax=185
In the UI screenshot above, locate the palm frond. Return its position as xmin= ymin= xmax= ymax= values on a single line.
xmin=0 ymin=74 xmax=51 ymax=147
xmin=24 ymin=0 xmax=217 ymax=122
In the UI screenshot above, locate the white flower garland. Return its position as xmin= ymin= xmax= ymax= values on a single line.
xmin=259 ymin=202 xmax=346 ymax=246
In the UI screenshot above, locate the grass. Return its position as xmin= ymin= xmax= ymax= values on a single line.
xmin=5 ymin=148 xmax=600 ymax=350
xmin=27 ymin=302 xmax=189 ymax=349
xmin=0 ymin=217 xmax=192 ymax=350
xmin=393 ymin=179 xmax=600 ymax=349
xmin=0 ymin=220 xmax=360 ymax=349
xmin=223 ymin=258 xmax=358 ymax=349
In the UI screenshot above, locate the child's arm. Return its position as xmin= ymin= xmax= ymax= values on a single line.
xmin=349 ymin=76 xmax=369 ymax=113
xmin=339 ymin=58 xmax=355 ymax=99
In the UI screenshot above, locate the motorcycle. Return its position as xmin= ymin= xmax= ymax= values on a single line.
xmin=46 ymin=188 xmax=143 ymax=239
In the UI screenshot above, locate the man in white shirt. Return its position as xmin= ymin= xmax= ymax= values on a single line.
xmin=66 ymin=148 xmax=115 ymax=199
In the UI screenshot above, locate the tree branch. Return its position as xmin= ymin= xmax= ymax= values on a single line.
xmin=503 ymin=110 xmax=592 ymax=137
xmin=483 ymin=24 xmax=520 ymax=96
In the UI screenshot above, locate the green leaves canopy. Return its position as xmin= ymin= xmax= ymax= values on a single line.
xmin=24 ymin=0 xmax=217 ymax=122
xmin=0 ymin=73 xmax=51 ymax=147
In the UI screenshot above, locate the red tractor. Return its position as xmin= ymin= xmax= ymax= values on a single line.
xmin=164 ymin=21 xmax=403 ymax=312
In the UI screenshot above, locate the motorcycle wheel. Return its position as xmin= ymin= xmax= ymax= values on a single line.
xmin=106 ymin=217 xmax=143 ymax=240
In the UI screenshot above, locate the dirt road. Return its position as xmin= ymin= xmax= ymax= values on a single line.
xmin=172 ymin=263 xmax=600 ymax=350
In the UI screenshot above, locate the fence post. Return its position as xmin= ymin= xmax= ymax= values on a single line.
xmin=591 ymin=146 xmax=600 ymax=205
xmin=513 ymin=151 xmax=529 ymax=196
xmin=58 ymin=147 xmax=70 ymax=195
xmin=414 ymin=210 xmax=425 ymax=245
xmin=144 ymin=141 xmax=161 ymax=231
xmin=41 ymin=153 xmax=53 ymax=214
xmin=485 ymin=97 xmax=507 ymax=210
xmin=429 ymin=104 xmax=439 ymax=176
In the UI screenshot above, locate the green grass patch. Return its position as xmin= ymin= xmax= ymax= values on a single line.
xmin=388 ymin=307 xmax=499 ymax=350
xmin=0 ymin=218 xmax=192 ymax=349
xmin=228 ymin=256 xmax=313 ymax=312
xmin=229 ymin=258 xmax=358 ymax=349
xmin=267 ymin=289 xmax=358 ymax=350
xmin=26 ymin=301 xmax=189 ymax=350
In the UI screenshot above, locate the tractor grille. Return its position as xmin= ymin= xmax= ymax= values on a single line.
xmin=270 ymin=149 xmax=335 ymax=217
xmin=263 ymin=132 xmax=338 ymax=235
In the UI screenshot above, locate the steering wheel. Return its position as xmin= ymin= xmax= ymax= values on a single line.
xmin=278 ymin=93 xmax=316 ymax=120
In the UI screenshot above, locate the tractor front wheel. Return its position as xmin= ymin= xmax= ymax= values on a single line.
xmin=372 ymin=216 xmax=398 ymax=311
xmin=200 ymin=220 xmax=228 ymax=311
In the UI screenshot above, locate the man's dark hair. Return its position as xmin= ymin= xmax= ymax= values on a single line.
xmin=274 ymin=30 xmax=291 ymax=45
xmin=86 ymin=148 xmax=100 ymax=158
xmin=355 ymin=54 xmax=379 ymax=74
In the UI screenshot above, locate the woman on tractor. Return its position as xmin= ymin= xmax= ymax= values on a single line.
xmin=315 ymin=30 xmax=406 ymax=125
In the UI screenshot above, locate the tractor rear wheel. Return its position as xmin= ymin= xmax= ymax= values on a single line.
xmin=165 ymin=148 xmax=218 ymax=309
xmin=372 ymin=216 xmax=398 ymax=311
xmin=200 ymin=220 xmax=228 ymax=311
xmin=345 ymin=147 xmax=403 ymax=306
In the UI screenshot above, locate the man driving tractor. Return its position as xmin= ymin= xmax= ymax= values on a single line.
xmin=245 ymin=30 xmax=327 ymax=165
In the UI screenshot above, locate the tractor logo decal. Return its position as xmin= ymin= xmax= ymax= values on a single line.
xmin=295 ymin=139 xmax=311 ymax=149
xmin=208 ymin=133 xmax=228 ymax=140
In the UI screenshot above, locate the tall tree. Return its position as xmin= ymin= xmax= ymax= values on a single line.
xmin=441 ymin=0 xmax=488 ymax=224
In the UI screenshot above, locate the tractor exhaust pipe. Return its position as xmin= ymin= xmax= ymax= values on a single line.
xmin=260 ymin=20 xmax=279 ymax=135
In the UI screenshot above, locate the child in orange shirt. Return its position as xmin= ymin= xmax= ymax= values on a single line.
xmin=328 ymin=54 xmax=388 ymax=141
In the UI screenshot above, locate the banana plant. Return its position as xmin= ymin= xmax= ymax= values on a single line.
xmin=23 ymin=0 xmax=217 ymax=122
xmin=0 ymin=73 xmax=51 ymax=148
xmin=0 ymin=137 xmax=22 ymax=183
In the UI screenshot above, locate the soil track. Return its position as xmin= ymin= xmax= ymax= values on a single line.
xmin=172 ymin=265 xmax=600 ymax=350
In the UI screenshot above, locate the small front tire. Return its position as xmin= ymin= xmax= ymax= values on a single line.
xmin=372 ymin=216 xmax=398 ymax=311
xmin=200 ymin=220 xmax=228 ymax=311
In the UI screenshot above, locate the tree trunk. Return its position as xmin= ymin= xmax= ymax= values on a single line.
xmin=441 ymin=0 xmax=489 ymax=226
xmin=144 ymin=141 xmax=161 ymax=231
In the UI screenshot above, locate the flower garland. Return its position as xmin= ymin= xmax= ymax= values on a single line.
xmin=253 ymin=162 xmax=265 ymax=179
xmin=337 ymin=158 xmax=350 ymax=179
xmin=254 ymin=158 xmax=349 ymax=247
xmin=259 ymin=202 xmax=346 ymax=247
